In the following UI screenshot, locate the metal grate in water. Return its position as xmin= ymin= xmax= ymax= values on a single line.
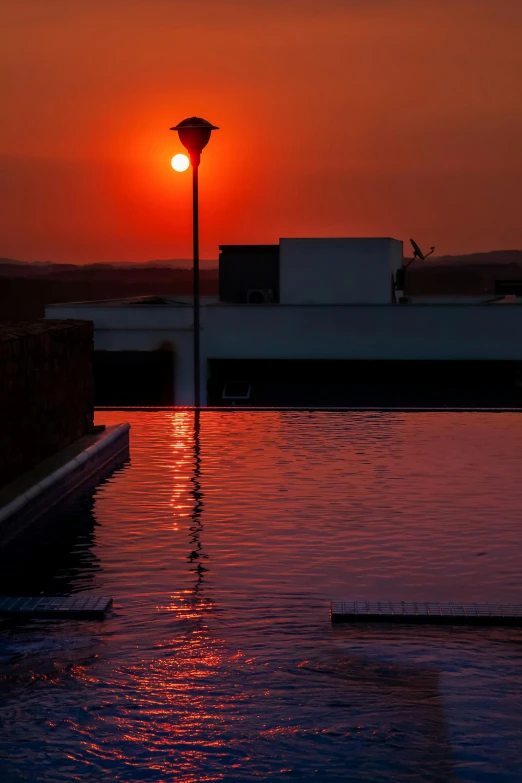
xmin=0 ymin=595 xmax=112 ymax=620
xmin=331 ymin=600 xmax=522 ymax=625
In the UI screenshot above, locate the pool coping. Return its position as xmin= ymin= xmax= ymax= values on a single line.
xmin=94 ymin=406 xmax=522 ymax=413
xmin=0 ymin=423 xmax=130 ymax=547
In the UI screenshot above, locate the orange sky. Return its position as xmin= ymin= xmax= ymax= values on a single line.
xmin=1 ymin=0 xmax=521 ymax=263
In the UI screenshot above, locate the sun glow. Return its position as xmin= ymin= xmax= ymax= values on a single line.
xmin=171 ymin=153 xmax=190 ymax=172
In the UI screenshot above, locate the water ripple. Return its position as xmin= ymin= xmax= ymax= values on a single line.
xmin=0 ymin=411 xmax=522 ymax=781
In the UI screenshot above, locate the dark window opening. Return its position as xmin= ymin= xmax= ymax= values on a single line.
xmin=208 ymin=359 xmax=522 ymax=407
xmin=94 ymin=350 xmax=174 ymax=406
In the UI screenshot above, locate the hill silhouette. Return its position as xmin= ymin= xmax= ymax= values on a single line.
xmin=404 ymin=251 xmax=522 ymax=296
xmin=0 ymin=262 xmax=218 ymax=320
xmin=1 ymin=250 xmax=521 ymax=319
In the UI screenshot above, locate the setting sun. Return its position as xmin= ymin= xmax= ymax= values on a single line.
xmin=171 ymin=153 xmax=190 ymax=172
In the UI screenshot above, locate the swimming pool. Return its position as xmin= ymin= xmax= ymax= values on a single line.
xmin=1 ymin=411 xmax=522 ymax=781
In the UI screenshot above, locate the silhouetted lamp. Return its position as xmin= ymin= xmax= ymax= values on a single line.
xmin=170 ymin=117 xmax=219 ymax=408
xmin=171 ymin=117 xmax=219 ymax=167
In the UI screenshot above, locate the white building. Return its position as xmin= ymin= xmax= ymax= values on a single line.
xmin=45 ymin=238 xmax=522 ymax=407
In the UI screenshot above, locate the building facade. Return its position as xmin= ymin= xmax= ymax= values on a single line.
xmin=45 ymin=238 xmax=522 ymax=407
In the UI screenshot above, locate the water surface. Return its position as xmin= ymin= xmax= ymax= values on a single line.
xmin=1 ymin=411 xmax=522 ymax=782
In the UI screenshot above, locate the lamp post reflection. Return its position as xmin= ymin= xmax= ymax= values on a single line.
xmin=188 ymin=409 xmax=208 ymax=598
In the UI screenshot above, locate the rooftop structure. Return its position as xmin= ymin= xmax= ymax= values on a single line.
xmin=46 ymin=237 xmax=522 ymax=407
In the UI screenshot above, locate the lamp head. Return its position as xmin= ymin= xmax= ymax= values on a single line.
xmin=170 ymin=117 xmax=219 ymax=166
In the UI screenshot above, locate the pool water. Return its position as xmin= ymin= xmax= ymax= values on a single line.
xmin=1 ymin=411 xmax=522 ymax=781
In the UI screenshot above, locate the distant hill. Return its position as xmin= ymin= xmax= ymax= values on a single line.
xmin=1 ymin=249 xmax=522 ymax=319
xmin=405 ymin=251 xmax=522 ymax=296
xmin=0 ymin=258 xmax=216 ymax=276
xmin=426 ymin=250 xmax=522 ymax=266
xmin=0 ymin=265 xmax=218 ymax=320
xmin=2 ymin=249 xmax=522 ymax=272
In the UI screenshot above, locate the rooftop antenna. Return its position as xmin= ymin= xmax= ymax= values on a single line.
xmin=404 ymin=238 xmax=435 ymax=269
xmin=393 ymin=237 xmax=435 ymax=301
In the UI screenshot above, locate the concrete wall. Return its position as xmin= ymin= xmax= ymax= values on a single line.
xmin=279 ymin=238 xmax=403 ymax=304
xmin=45 ymin=300 xmax=522 ymax=405
xmin=0 ymin=320 xmax=94 ymax=486
xmin=205 ymin=304 xmax=522 ymax=360
xmin=46 ymin=303 xmax=199 ymax=405
xmin=45 ymin=302 xmax=194 ymax=331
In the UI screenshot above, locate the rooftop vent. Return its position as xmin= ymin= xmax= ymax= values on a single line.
xmin=222 ymin=382 xmax=251 ymax=401
xmin=247 ymin=289 xmax=274 ymax=304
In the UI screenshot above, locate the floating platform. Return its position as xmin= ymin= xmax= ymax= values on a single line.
xmin=0 ymin=595 xmax=112 ymax=620
xmin=331 ymin=600 xmax=522 ymax=626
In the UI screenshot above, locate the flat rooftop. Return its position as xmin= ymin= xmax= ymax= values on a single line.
xmin=46 ymin=295 xmax=220 ymax=308
xmin=45 ymin=294 xmax=522 ymax=309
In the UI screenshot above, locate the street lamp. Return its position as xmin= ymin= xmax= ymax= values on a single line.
xmin=170 ymin=116 xmax=219 ymax=408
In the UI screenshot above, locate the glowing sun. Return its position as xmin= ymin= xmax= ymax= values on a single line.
xmin=171 ymin=153 xmax=190 ymax=172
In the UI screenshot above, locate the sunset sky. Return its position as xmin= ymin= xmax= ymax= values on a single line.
xmin=2 ymin=0 xmax=521 ymax=264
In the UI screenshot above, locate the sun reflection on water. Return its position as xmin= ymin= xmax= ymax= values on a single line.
xmin=167 ymin=411 xmax=194 ymax=527
xmin=2 ymin=411 xmax=522 ymax=780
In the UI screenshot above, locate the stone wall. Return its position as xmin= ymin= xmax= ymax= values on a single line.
xmin=0 ymin=320 xmax=94 ymax=487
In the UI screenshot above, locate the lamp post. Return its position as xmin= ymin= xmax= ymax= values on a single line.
xmin=170 ymin=117 xmax=219 ymax=408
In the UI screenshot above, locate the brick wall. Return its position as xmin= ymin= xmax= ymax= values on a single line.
xmin=0 ymin=320 xmax=94 ymax=487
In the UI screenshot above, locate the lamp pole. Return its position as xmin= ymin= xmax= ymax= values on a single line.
xmin=192 ymin=155 xmax=200 ymax=408
xmin=170 ymin=117 xmax=219 ymax=408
